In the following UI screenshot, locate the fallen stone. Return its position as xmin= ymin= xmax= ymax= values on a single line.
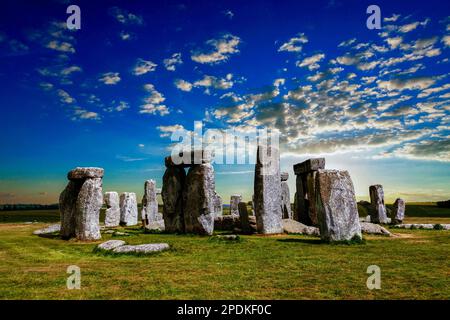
xmin=96 ymin=240 xmax=126 ymax=251
xmin=369 ymin=185 xmax=388 ymax=224
xmin=68 ymin=167 xmax=104 ymax=180
xmin=282 ymin=219 xmax=320 ymax=236
xmin=315 ymin=170 xmax=362 ymax=242
xmin=254 ymin=143 xmax=283 ymax=234
xmin=293 ymin=158 xmax=325 ymax=175
xmin=162 ymin=166 xmax=186 ymax=233
xmin=393 ymin=224 xmax=450 ymax=230
xmin=112 ymin=243 xmax=170 ymax=254
xmin=215 ymin=234 xmax=240 ymax=241
xmin=104 ymin=191 xmax=120 ymax=227
xmin=120 ymin=192 xmax=138 ymax=226
xmin=392 ymin=198 xmax=405 ymax=224
xmin=184 ymin=163 xmax=215 ymax=235
xmin=230 ymin=194 xmax=242 ymax=216
xmin=33 ymin=224 xmax=60 ymax=235
xmin=360 ymin=222 xmax=391 ymax=236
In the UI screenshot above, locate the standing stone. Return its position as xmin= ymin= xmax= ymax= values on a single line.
xmin=184 ymin=163 xmax=215 ymax=235
xmin=392 ymin=198 xmax=405 ymax=224
xmin=369 ymin=185 xmax=388 ymax=224
xmin=213 ymin=192 xmax=223 ymax=218
xmin=59 ymin=167 xmax=104 ymax=241
xmin=293 ymin=158 xmax=325 ymax=226
xmin=230 ymin=194 xmax=242 ymax=216
xmin=238 ymin=202 xmax=252 ymax=234
xmin=253 ymin=143 xmax=283 ymax=234
xmin=280 ymin=172 xmax=292 ymax=219
xmin=104 ymin=192 xmax=120 ymax=227
xmin=120 ymin=192 xmax=138 ymax=226
xmin=75 ymin=178 xmax=103 ymax=240
xmin=141 ymin=180 xmax=164 ymax=230
xmin=315 ymin=170 xmax=362 ymax=242
xmin=162 ymin=166 xmax=186 ymax=233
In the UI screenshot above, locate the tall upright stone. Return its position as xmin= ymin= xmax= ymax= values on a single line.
xmin=230 ymin=194 xmax=242 ymax=216
xmin=120 ymin=192 xmax=138 ymax=226
xmin=59 ymin=167 xmax=104 ymax=241
xmin=141 ymin=180 xmax=164 ymax=230
xmin=315 ymin=170 xmax=362 ymax=242
xmin=392 ymin=198 xmax=405 ymax=224
xmin=184 ymin=163 xmax=215 ymax=235
xmin=213 ymin=192 xmax=223 ymax=218
xmin=238 ymin=202 xmax=252 ymax=234
xmin=369 ymin=185 xmax=388 ymax=224
xmin=162 ymin=166 xmax=186 ymax=233
xmin=280 ymin=172 xmax=292 ymax=219
xmin=104 ymin=191 xmax=120 ymax=227
xmin=253 ymin=143 xmax=283 ymax=234
xmin=293 ymin=158 xmax=325 ymax=226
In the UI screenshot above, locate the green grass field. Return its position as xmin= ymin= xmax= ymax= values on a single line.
xmin=0 ymin=205 xmax=449 ymax=299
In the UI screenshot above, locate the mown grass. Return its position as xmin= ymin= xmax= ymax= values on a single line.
xmin=0 ymin=218 xmax=449 ymax=299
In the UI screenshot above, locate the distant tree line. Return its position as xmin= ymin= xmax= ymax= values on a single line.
xmin=0 ymin=204 xmax=59 ymax=211
xmin=436 ymin=200 xmax=450 ymax=208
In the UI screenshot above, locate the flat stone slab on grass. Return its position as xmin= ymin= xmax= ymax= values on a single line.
xmin=282 ymin=219 xmax=320 ymax=236
xmin=33 ymin=224 xmax=60 ymax=235
xmin=97 ymin=240 xmax=126 ymax=251
xmin=360 ymin=222 xmax=391 ymax=236
xmin=112 ymin=243 xmax=170 ymax=254
xmin=394 ymin=224 xmax=450 ymax=230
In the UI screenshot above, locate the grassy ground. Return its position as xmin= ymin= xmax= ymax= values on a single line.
xmin=0 ymin=219 xmax=449 ymax=299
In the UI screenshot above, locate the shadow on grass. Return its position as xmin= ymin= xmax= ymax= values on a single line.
xmin=277 ymin=238 xmax=323 ymax=245
xmin=36 ymin=233 xmax=61 ymax=239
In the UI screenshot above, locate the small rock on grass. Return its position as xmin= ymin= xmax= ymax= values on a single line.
xmin=33 ymin=224 xmax=60 ymax=235
xmin=97 ymin=240 xmax=126 ymax=251
xmin=360 ymin=222 xmax=391 ymax=236
xmin=112 ymin=243 xmax=169 ymax=254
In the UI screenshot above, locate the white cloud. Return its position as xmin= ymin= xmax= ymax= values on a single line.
xmin=99 ymin=72 xmax=121 ymax=85
xmin=46 ymin=40 xmax=75 ymax=53
xmin=442 ymin=35 xmax=450 ymax=47
xmin=109 ymin=7 xmax=144 ymax=25
xmin=140 ymin=84 xmax=169 ymax=116
xmin=57 ymin=89 xmax=75 ymax=104
xmin=163 ymin=53 xmax=182 ymax=71
xmin=386 ymin=36 xmax=403 ymax=49
xmin=384 ymin=14 xmax=400 ymax=22
xmin=105 ymin=101 xmax=129 ymax=112
xmin=191 ymin=34 xmax=241 ymax=64
xmin=60 ymin=66 xmax=82 ymax=76
xmin=133 ymin=59 xmax=157 ymax=75
xmin=174 ymin=79 xmax=193 ymax=92
xmin=278 ymin=33 xmax=308 ymax=52
xmin=297 ymin=53 xmax=325 ymax=70
xmin=72 ymin=108 xmax=100 ymax=121
xmin=378 ymin=77 xmax=436 ymax=91
xmin=157 ymin=124 xmax=185 ymax=137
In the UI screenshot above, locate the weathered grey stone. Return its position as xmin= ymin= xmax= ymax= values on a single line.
xmin=238 ymin=202 xmax=252 ymax=234
xmin=104 ymin=192 xmax=120 ymax=227
xmin=68 ymin=167 xmax=104 ymax=180
xmin=254 ymin=143 xmax=283 ymax=234
xmin=213 ymin=192 xmax=223 ymax=218
xmin=165 ymin=150 xmax=212 ymax=167
xmin=215 ymin=234 xmax=239 ymax=241
xmin=112 ymin=243 xmax=170 ymax=254
xmin=281 ymin=173 xmax=292 ymax=219
xmin=184 ymin=163 xmax=215 ymax=235
xmin=369 ymin=185 xmax=388 ymax=224
xmin=33 ymin=224 xmax=60 ymax=235
xmin=293 ymin=158 xmax=325 ymax=175
xmin=59 ymin=180 xmax=83 ymax=239
xmin=214 ymin=215 xmax=241 ymax=231
xmin=392 ymin=198 xmax=405 ymax=224
xmin=315 ymin=170 xmax=362 ymax=242
xmin=282 ymin=219 xmax=320 ymax=236
xmin=360 ymin=222 xmax=392 ymax=236
xmin=141 ymin=180 xmax=164 ymax=231
xmin=75 ymin=178 xmax=103 ymax=241
xmin=162 ymin=166 xmax=186 ymax=233
xmin=230 ymin=194 xmax=242 ymax=216
xmin=393 ymin=223 xmax=450 ymax=230
xmin=120 ymin=192 xmax=138 ymax=226
xmin=305 ymin=172 xmax=319 ymax=225
xmin=97 ymin=240 xmax=126 ymax=251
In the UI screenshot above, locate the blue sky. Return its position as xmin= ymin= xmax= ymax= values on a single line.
xmin=0 ymin=0 xmax=449 ymax=204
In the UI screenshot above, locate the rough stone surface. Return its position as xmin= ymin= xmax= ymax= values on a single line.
xmin=68 ymin=167 xmax=104 ymax=180
xmin=305 ymin=172 xmax=319 ymax=225
xmin=104 ymin=192 xmax=120 ymax=227
xmin=33 ymin=224 xmax=60 ymax=235
xmin=238 ymin=202 xmax=252 ymax=234
xmin=315 ymin=170 xmax=362 ymax=242
xmin=214 ymin=215 xmax=241 ymax=231
xmin=282 ymin=219 xmax=320 ymax=236
xmin=213 ymin=192 xmax=223 ymax=218
xmin=394 ymin=224 xmax=450 ymax=230
xmin=141 ymin=180 xmax=164 ymax=230
xmin=184 ymin=163 xmax=215 ymax=235
xmin=59 ymin=180 xmax=83 ymax=239
xmin=281 ymin=177 xmax=292 ymax=219
xmin=112 ymin=243 xmax=170 ymax=254
xmin=280 ymin=172 xmax=289 ymax=181
xmin=230 ymin=194 xmax=242 ymax=216
xmin=254 ymin=144 xmax=283 ymax=234
xmin=97 ymin=240 xmax=126 ymax=251
xmin=75 ymin=178 xmax=103 ymax=241
xmin=293 ymin=158 xmax=325 ymax=175
xmin=392 ymin=198 xmax=405 ymax=224
xmin=369 ymin=185 xmax=388 ymax=224
xmin=162 ymin=166 xmax=186 ymax=233
xmin=165 ymin=150 xmax=212 ymax=167
xmin=120 ymin=192 xmax=138 ymax=226
xmin=360 ymin=222 xmax=392 ymax=236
